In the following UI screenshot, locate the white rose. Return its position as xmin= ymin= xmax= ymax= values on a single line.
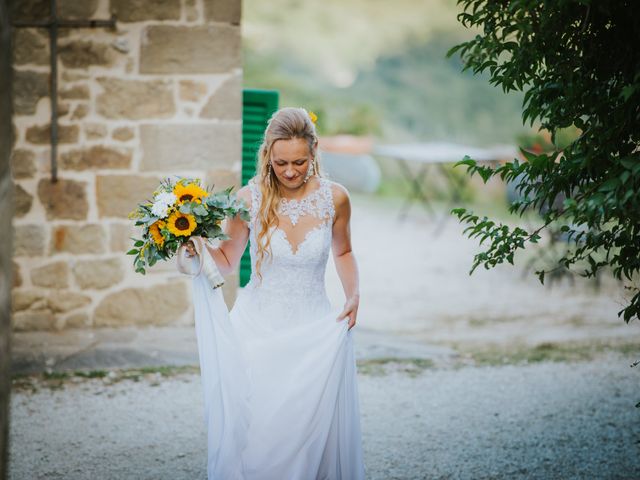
xmin=151 ymin=192 xmax=177 ymax=218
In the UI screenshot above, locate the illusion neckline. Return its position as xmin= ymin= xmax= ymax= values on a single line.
xmin=273 ymin=221 xmax=331 ymax=256
xmin=279 ymin=176 xmax=325 ymax=204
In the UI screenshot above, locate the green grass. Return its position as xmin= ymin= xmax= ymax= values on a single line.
xmin=11 ymin=340 xmax=637 ymax=391
xmin=356 ymin=357 xmax=435 ymax=377
xmin=11 ymin=365 xmax=201 ymax=393
xmin=451 ymin=340 xmax=640 ymax=368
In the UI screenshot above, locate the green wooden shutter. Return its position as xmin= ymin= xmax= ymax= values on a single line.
xmin=240 ymin=89 xmax=279 ymax=286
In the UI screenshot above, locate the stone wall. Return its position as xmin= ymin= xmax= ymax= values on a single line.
xmin=10 ymin=0 xmax=242 ymax=332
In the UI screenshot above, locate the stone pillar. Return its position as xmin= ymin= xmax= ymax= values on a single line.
xmin=0 ymin=0 xmax=13 ymax=477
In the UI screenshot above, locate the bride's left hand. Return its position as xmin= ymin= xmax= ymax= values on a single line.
xmin=337 ymin=295 xmax=359 ymax=330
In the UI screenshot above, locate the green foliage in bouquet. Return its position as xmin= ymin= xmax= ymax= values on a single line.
xmin=127 ymin=177 xmax=249 ymax=274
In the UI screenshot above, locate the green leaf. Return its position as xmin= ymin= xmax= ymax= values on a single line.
xmin=454 ymin=156 xmax=476 ymax=168
xmin=193 ymin=204 xmax=208 ymax=216
xmin=598 ymin=178 xmax=619 ymax=193
xmin=239 ymin=210 xmax=251 ymax=222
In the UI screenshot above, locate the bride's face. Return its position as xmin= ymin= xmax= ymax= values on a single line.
xmin=270 ymin=137 xmax=313 ymax=190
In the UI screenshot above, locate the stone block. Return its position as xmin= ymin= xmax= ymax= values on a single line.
xmin=140 ymin=25 xmax=240 ymax=74
xmin=11 ymin=288 xmax=91 ymax=326
xmin=10 ymin=149 xmax=37 ymax=179
xmin=58 ymin=102 xmax=70 ymax=117
xmin=112 ymin=126 xmax=134 ymax=142
xmin=13 ymin=70 xmax=49 ymax=116
xmin=11 ymin=289 xmax=47 ymax=312
xmin=93 ymin=282 xmax=190 ymax=327
xmin=185 ymin=0 xmax=199 ymax=21
xmin=58 ymin=40 xmax=115 ymax=68
xmin=30 ymin=261 xmax=69 ymax=288
xmin=12 ymin=28 xmax=49 ymax=65
xmin=26 ymin=124 xmax=79 ymax=144
xmin=47 ymin=290 xmax=92 ymax=313
xmin=61 ymin=146 xmax=131 ymax=171
xmin=62 ymin=71 xmax=89 ymax=82
xmin=96 ymin=77 xmax=175 ymax=120
xmin=50 ymin=224 xmax=106 ymax=254
xmin=140 ymin=123 xmax=239 ymax=170
xmin=205 ymin=168 xmax=240 ymax=191
xmin=13 ymin=260 xmax=22 ymax=287
xmin=109 ymin=222 xmax=136 ymax=253
xmin=37 ymin=178 xmax=88 ymax=220
xmin=59 ymin=84 xmax=90 ymax=100
xmin=71 ymin=104 xmax=89 ymax=120
xmin=64 ymin=312 xmax=90 ymax=328
xmin=84 ymin=123 xmax=108 ymax=140
xmin=73 ymin=258 xmax=124 ymax=289
xmin=96 ymin=175 xmax=162 ymax=218
xmin=9 ymin=0 xmax=51 ymax=23
xmin=110 ymin=0 xmax=181 ymax=22
xmin=12 ymin=310 xmax=56 ymax=331
xmin=13 ymin=224 xmax=46 ymax=256
xmin=58 ymin=0 xmax=99 ymax=18
xmin=179 ymin=80 xmax=207 ymax=102
xmin=203 ymin=0 xmax=241 ymax=24
xmin=199 ymin=73 xmax=241 ymax=120
xmin=14 ymin=183 xmax=33 ymax=218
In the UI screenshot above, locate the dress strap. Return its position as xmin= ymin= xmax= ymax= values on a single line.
xmin=247 ymin=178 xmax=261 ymax=222
xmin=319 ymin=177 xmax=336 ymax=222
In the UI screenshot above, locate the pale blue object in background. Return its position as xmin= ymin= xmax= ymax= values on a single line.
xmin=320 ymin=150 xmax=382 ymax=194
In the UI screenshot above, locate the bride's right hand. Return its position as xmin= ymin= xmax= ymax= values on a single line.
xmin=185 ymin=239 xmax=197 ymax=257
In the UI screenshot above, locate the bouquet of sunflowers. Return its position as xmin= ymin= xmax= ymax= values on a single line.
xmin=127 ymin=177 xmax=249 ymax=275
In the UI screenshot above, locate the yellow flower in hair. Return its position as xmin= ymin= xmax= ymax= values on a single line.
xmin=167 ymin=211 xmax=197 ymax=237
xmin=308 ymin=111 xmax=318 ymax=125
xmin=149 ymin=219 xmax=166 ymax=247
xmin=173 ymin=182 xmax=209 ymax=204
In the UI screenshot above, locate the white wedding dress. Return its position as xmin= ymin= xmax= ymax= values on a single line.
xmin=187 ymin=176 xmax=366 ymax=480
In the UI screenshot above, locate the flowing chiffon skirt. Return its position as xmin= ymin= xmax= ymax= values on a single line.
xmin=191 ymin=272 xmax=366 ymax=480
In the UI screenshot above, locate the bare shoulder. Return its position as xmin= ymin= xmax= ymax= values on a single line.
xmin=325 ymin=179 xmax=350 ymax=209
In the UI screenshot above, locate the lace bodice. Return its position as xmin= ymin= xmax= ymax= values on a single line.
xmin=238 ymin=176 xmax=335 ymax=326
xmin=278 ymin=185 xmax=335 ymax=226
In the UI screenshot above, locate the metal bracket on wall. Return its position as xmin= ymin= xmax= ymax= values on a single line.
xmin=11 ymin=0 xmax=116 ymax=182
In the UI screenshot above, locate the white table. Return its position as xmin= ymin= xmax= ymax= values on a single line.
xmin=372 ymin=142 xmax=518 ymax=224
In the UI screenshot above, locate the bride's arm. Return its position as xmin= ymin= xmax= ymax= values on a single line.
xmin=186 ymin=185 xmax=251 ymax=276
xmin=331 ymin=183 xmax=360 ymax=330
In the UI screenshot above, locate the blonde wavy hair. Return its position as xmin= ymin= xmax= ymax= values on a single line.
xmin=253 ymin=107 xmax=324 ymax=280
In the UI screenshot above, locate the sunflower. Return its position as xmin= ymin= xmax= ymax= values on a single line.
xmin=149 ymin=219 xmax=166 ymax=247
xmin=173 ymin=182 xmax=209 ymax=204
xmin=166 ymin=211 xmax=197 ymax=237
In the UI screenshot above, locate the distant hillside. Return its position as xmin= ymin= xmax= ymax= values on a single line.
xmin=242 ymin=0 xmax=530 ymax=146
xmin=344 ymin=32 xmax=528 ymax=145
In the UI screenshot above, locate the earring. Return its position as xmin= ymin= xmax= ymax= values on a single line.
xmin=303 ymin=160 xmax=314 ymax=183
xmin=266 ymin=161 xmax=272 ymax=181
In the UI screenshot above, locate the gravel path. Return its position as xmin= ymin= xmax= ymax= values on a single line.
xmin=9 ymin=353 xmax=640 ymax=480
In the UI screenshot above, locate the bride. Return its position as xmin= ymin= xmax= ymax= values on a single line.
xmin=181 ymin=107 xmax=366 ymax=479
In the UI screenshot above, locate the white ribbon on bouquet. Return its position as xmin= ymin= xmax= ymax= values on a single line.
xmin=176 ymin=235 xmax=225 ymax=290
